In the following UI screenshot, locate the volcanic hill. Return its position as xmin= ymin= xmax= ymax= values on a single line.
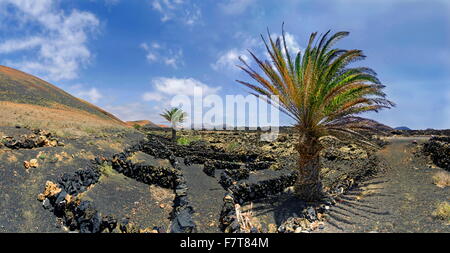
xmin=0 ymin=65 xmax=126 ymax=136
xmin=126 ymin=120 xmax=166 ymax=129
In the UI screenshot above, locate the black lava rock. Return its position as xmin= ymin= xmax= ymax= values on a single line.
xmin=423 ymin=137 xmax=450 ymax=171
xmin=229 ymin=172 xmax=297 ymax=203
xmin=170 ymin=208 xmax=196 ymax=233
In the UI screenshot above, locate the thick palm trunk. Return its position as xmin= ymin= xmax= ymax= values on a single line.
xmin=295 ymin=133 xmax=323 ymax=202
xmin=295 ymin=155 xmax=323 ymax=201
xmin=171 ymin=128 xmax=176 ymax=143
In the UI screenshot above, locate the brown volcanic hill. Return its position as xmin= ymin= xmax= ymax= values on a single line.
xmin=126 ymin=120 xmax=151 ymax=127
xmin=126 ymin=120 xmax=168 ymax=129
xmin=350 ymin=116 xmax=393 ymax=133
xmin=126 ymin=120 xmax=157 ymax=127
xmin=0 ymin=65 xmax=127 ymax=136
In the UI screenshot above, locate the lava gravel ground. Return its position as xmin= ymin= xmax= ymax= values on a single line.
xmin=241 ymin=192 xmax=310 ymax=230
xmin=320 ymin=137 xmax=450 ymax=232
xmin=179 ymin=162 xmax=227 ymax=232
xmin=244 ymin=169 xmax=293 ymax=184
xmin=81 ymin=170 xmax=174 ymax=231
xmin=0 ymin=126 xmax=143 ymax=232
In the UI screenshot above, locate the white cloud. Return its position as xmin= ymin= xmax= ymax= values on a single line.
xmin=212 ymin=31 xmax=302 ymax=72
xmin=184 ymin=5 xmax=201 ymax=25
xmin=76 ymin=88 xmax=103 ymax=103
xmin=104 ymin=102 xmax=162 ymax=122
xmin=151 ymin=42 xmax=161 ymax=49
xmin=263 ymin=32 xmax=303 ymax=61
xmin=139 ymin=77 xmax=222 ymax=127
xmin=140 ymin=42 xmax=149 ymax=51
xmin=68 ymin=84 xmax=103 ymax=103
xmin=0 ymin=37 xmax=43 ymax=53
xmin=152 ymin=0 xmax=163 ymax=12
xmin=0 ymin=0 xmax=99 ymax=81
xmin=140 ymin=42 xmax=183 ymax=68
xmin=152 ymin=77 xmax=221 ymax=97
xmin=211 ymin=49 xmax=249 ymax=71
xmin=142 ymin=92 xmax=163 ymax=102
xmin=220 ymin=0 xmax=255 ymax=15
xmin=151 ymin=0 xmax=201 ymax=25
xmin=281 ymin=32 xmax=302 ymax=55
xmin=146 ymin=53 xmax=158 ymax=62
xmin=211 ymin=32 xmax=260 ymax=72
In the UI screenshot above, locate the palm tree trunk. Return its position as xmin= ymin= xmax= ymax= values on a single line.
xmin=295 ymin=133 xmax=323 ymax=202
xmin=171 ymin=128 xmax=177 ymax=143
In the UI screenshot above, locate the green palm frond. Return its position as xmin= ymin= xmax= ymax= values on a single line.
xmin=160 ymin=107 xmax=187 ymax=127
xmin=236 ymin=25 xmax=394 ymax=139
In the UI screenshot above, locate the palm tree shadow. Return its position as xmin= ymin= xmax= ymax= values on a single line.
xmin=250 ymin=193 xmax=308 ymax=227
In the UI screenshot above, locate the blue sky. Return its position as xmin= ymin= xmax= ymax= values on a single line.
xmin=0 ymin=0 xmax=449 ymax=129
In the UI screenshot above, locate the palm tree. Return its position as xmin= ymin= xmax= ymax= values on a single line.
xmin=236 ymin=26 xmax=394 ymax=202
xmin=160 ymin=107 xmax=187 ymax=142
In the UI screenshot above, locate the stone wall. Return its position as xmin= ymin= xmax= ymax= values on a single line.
xmin=423 ymin=137 xmax=450 ymax=171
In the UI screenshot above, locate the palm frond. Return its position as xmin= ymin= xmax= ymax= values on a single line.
xmin=160 ymin=107 xmax=187 ymax=127
xmin=236 ymin=25 xmax=394 ymax=141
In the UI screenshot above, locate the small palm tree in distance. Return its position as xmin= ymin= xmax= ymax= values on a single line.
xmin=160 ymin=107 xmax=187 ymax=142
